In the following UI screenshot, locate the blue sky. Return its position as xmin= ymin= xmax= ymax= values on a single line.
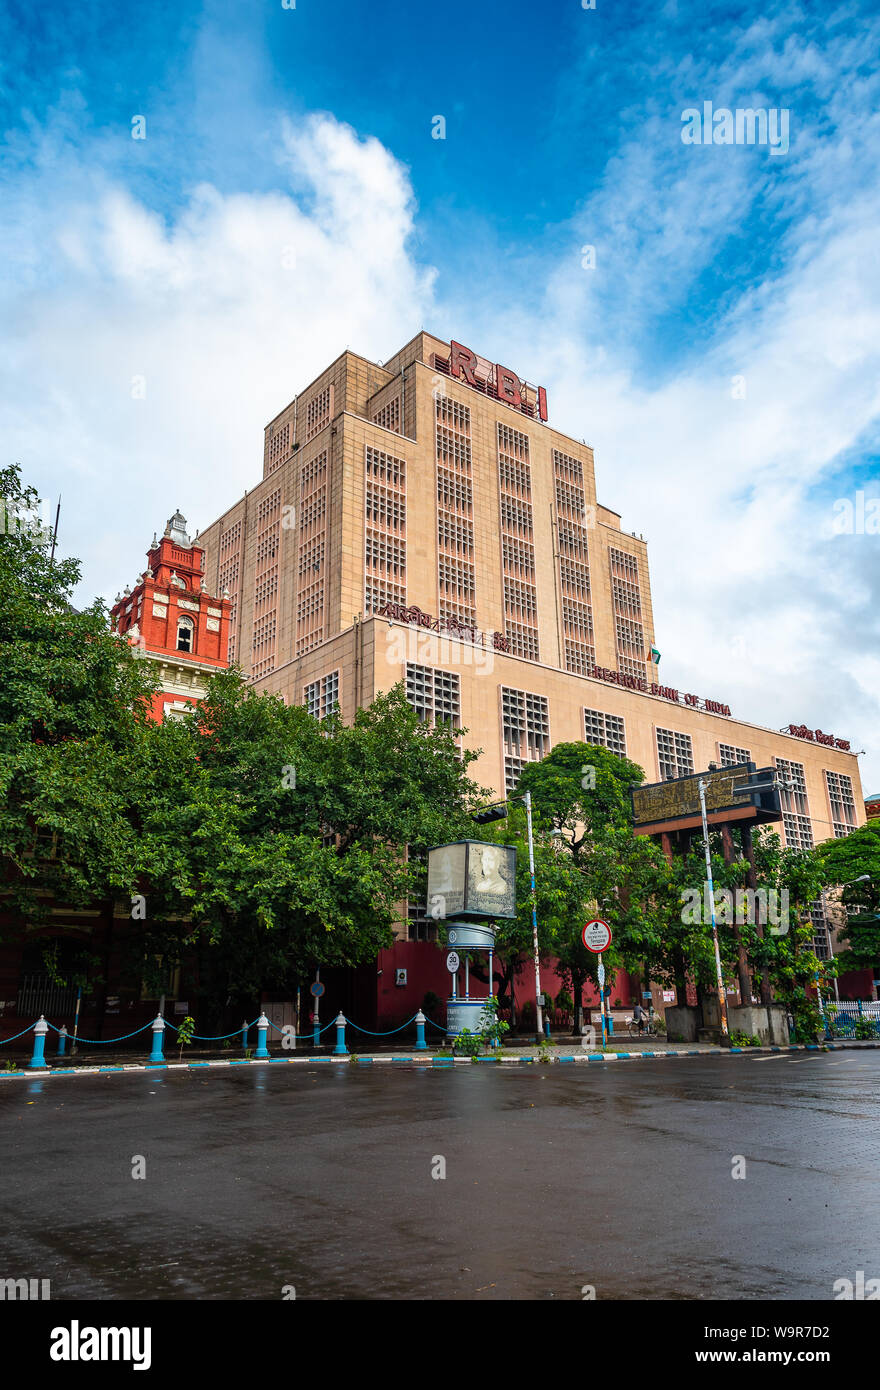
xmin=2 ymin=0 xmax=879 ymax=790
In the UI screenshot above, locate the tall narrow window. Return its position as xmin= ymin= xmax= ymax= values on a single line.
xmin=502 ymin=687 xmax=550 ymax=793
xmin=176 ymin=616 xmax=194 ymax=653
xmin=825 ymin=770 xmax=856 ymax=838
xmin=775 ymin=757 xmax=813 ymax=850
xmin=656 ymin=727 xmax=693 ymax=780
xmin=554 ymin=450 xmax=594 ymax=675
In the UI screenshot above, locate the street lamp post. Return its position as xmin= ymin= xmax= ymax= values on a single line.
xmin=698 ymin=777 xmax=731 ymax=1046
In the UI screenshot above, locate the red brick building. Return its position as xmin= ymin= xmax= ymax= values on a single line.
xmin=110 ymin=509 xmax=231 ymax=722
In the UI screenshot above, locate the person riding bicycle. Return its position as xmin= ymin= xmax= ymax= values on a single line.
xmin=632 ymin=1001 xmax=648 ymax=1035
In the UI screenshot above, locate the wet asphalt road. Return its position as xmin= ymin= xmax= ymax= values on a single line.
xmin=1 ymin=1052 xmax=878 ymax=1301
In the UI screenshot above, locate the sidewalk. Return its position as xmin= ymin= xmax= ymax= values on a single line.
xmin=3 ymin=1039 xmax=879 ymax=1078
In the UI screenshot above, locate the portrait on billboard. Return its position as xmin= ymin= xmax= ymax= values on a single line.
xmin=466 ymin=842 xmax=516 ymax=918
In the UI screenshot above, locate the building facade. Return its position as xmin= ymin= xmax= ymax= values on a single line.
xmin=196 ymin=331 xmax=869 ymax=1017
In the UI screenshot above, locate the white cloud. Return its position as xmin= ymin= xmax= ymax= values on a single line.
xmin=1 ymin=112 xmax=435 ymax=608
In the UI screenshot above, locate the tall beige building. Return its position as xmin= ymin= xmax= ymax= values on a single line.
xmin=199 ymin=330 xmax=866 ymax=953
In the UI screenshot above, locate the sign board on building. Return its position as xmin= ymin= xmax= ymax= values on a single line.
xmin=631 ymin=764 xmax=782 ymax=836
xmin=447 ymin=340 xmax=548 ymax=422
xmin=427 ymin=841 xmax=517 ymax=920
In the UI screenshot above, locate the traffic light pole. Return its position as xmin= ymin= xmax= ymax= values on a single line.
xmin=524 ymin=791 xmax=544 ymax=1044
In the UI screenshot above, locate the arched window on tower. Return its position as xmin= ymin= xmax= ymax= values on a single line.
xmin=176 ymin=615 xmax=194 ymax=653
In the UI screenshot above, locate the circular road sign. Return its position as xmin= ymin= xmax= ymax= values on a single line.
xmin=446 ymin=951 xmax=461 ymax=974
xmin=582 ymin=918 xmax=612 ymax=953
xmin=310 ymin=981 xmax=325 ymax=998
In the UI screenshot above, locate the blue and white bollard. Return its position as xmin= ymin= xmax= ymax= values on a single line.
xmin=28 ymin=1016 xmax=49 ymax=1069
xmin=255 ymin=1012 xmax=270 ymax=1059
xmin=149 ymin=1014 xmax=166 ymax=1064
xmin=241 ymin=1020 xmax=249 ymax=1052
xmin=414 ymin=1009 xmax=427 ymax=1051
xmin=57 ymin=1026 xmax=68 ymax=1057
xmin=333 ymin=1011 xmax=348 ymax=1056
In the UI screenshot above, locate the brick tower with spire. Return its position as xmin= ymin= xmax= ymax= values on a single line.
xmin=110 ymin=509 xmax=232 ymax=721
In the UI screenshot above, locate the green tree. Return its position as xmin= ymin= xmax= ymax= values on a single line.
xmin=512 ymin=743 xmax=677 ymax=1029
xmin=816 ymin=821 xmax=880 ymax=977
xmin=135 ymin=670 xmax=485 ymax=1023
xmin=0 ymin=465 xmax=157 ymax=929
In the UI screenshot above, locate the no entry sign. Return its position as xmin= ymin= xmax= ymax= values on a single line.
xmin=582 ymin=918 xmax=612 ymax=953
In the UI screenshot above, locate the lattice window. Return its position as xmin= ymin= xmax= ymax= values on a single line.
xmin=219 ymin=521 xmax=241 ymax=555
xmin=437 ymin=469 xmax=472 ymax=514
xmin=554 ymin=450 xmax=594 ymax=678
xmin=304 ymin=671 xmax=339 ymax=720
xmin=436 ymin=396 xmax=471 ymax=432
xmin=562 ymin=598 xmax=594 ymax=643
xmin=775 ymin=757 xmax=812 ymax=849
xmin=559 ymin=558 xmax=590 ymax=598
xmin=438 ymin=557 xmax=475 ymax=602
xmin=782 ymin=813 xmax=814 ymax=850
xmin=502 ymin=688 xmax=550 ymax=761
xmin=503 ymin=578 xmax=537 ymax=621
xmin=612 ymin=577 xmax=642 ymax=620
xmin=502 ymin=536 xmax=535 ymax=579
xmin=298 ymin=536 xmax=325 ymax=578
xmin=406 ymin=846 xmax=436 ymax=942
xmin=618 ymin=656 xmax=647 ymax=680
xmin=505 ymin=623 xmax=540 ymax=660
xmin=497 ymin=423 xmax=530 ymax=461
xmin=558 ymin=523 xmax=589 ymax=561
xmin=250 ymin=490 xmax=280 ymax=675
xmin=564 ymin=640 xmax=595 ymax=675
xmin=499 ymin=457 xmax=531 ymax=496
xmin=365 ymin=485 xmax=405 ymax=532
xmin=365 ymin=578 xmax=407 ymax=612
xmin=776 ymin=758 xmax=808 ymax=814
xmin=300 ymin=453 xmax=329 ymax=493
xmin=405 ymin=664 xmax=460 ymax=729
xmin=810 ymin=900 xmax=833 ymax=960
xmin=365 ymin=533 xmax=406 ymax=582
xmin=267 ymin=422 xmax=290 ymax=472
xmin=436 ymin=395 xmax=475 ymax=625
xmin=305 ymin=385 xmax=331 ymax=441
xmin=372 ymin=396 xmax=401 ymax=434
xmin=555 ymin=480 xmax=586 ymax=519
xmin=657 ymin=728 xmax=694 ymax=780
xmin=365 ymin=445 xmax=407 ymax=616
xmin=553 ymin=450 xmax=584 ymax=486
xmin=584 ymin=708 xmax=627 ymax=757
xmin=297 ymin=454 xmax=327 ymax=656
xmin=615 ymin=616 xmax=645 ymax=657
xmin=438 ymin=514 xmax=474 ymax=556
xmin=436 ymin=424 xmax=472 ymax=470
xmin=610 ymin=548 xmax=640 ymax=582
xmin=500 ymin=496 xmax=533 ymax=536
xmin=366 ymin=447 xmax=406 ymax=488
xmin=218 ymin=524 xmax=242 ymax=665
xmin=825 ymin=770 xmax=856 ymax=837
xmin=719 ymin=743 xmax=751 ymax=767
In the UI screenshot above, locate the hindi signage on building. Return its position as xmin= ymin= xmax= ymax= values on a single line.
xmin=786 ymin=724 xmax=851 ymax=752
